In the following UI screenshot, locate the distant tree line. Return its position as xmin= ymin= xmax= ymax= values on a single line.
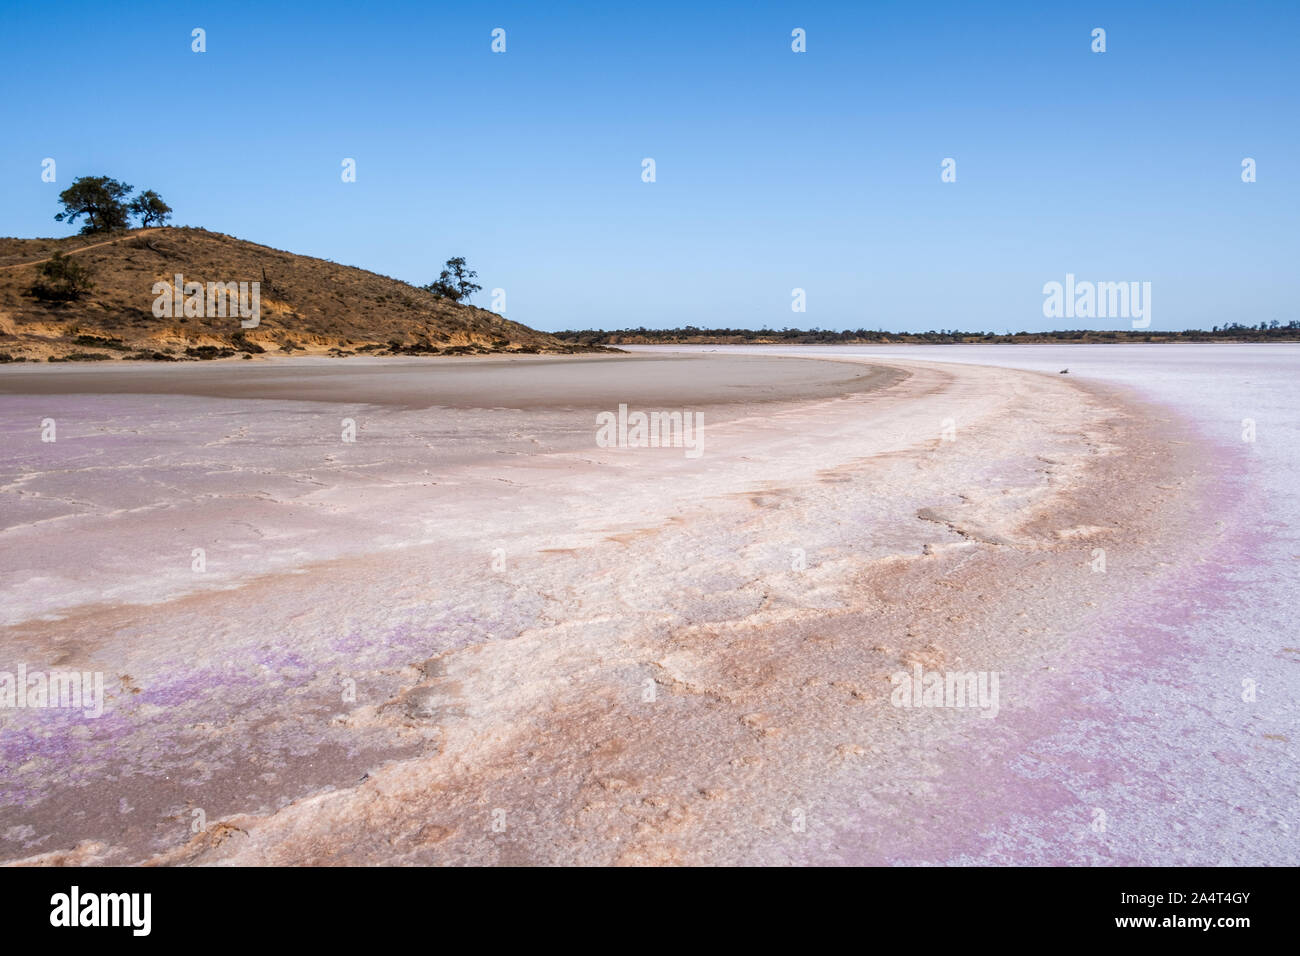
xmin=552 ymin=323 xmax=1300 ymax=346
xmin=54 ymin=176 xmax=172 ymax=234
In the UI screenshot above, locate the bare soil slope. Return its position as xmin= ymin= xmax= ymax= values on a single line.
xmin=0 ymin=228 xmax=595 ymax=361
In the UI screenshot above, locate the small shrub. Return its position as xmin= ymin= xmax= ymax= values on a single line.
xmin=72 ymin=334 xmax=129 ymax=351
xmin=29 ymin=253 xmax=95 ymax=301
xmin=49 ymin=352 xmax=112 ymax=362
xmin=184 ymin=346 xmax=237 ymax=360
xmin=230 ymin=332 xmax=265 ymax=354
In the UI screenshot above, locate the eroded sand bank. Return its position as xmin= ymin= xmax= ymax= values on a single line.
xmin=0 ymin=353 xmax=1218 ymax=864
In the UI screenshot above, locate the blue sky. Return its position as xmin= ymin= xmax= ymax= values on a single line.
xmin=1 ymin=1 xmax=1296 ymax=332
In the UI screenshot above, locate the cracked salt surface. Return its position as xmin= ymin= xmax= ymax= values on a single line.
xmin=0 ymin=348 xmax=1294 ymax=864
xmin=631 ymin=345 xmax=1298 ymax=865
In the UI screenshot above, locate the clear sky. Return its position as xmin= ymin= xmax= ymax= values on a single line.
xmin=1 ymin=1 xmax=1296 ymax=333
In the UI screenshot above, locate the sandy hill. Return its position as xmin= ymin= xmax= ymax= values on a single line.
xmin=0 ymin=227 xmax=596 ymax=361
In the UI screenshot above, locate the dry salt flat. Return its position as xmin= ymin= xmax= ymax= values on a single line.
xmin=0 ymin=346 xmax=1293 ymax=865
xmin=630 ymin=343 xmax=1300 ymax=865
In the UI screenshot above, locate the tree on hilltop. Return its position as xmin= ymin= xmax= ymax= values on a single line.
xmin=54 ymin=176 xmax=133 ymax=234
xmin=425 ymin=257 xmax=482 ymax=303
xmin=129 ymin=189 xmax=172 ymax=227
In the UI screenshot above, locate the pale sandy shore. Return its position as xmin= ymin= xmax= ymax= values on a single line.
xmin=0 ymin=351 xmax=1252 ymax=865
xmin=0 ymin=353 xmax=895 ymax=409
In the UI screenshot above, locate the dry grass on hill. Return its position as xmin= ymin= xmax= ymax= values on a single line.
xmin=0 ymin=227 xmax=605 ymax=362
